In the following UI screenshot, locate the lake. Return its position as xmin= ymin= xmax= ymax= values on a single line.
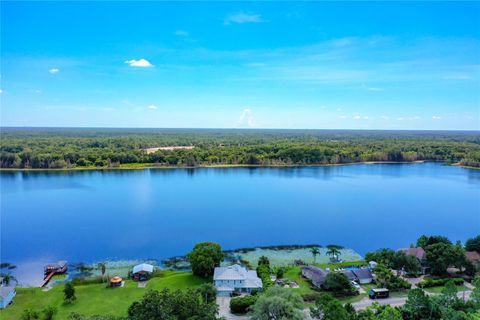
xmin=1 ymin=162 xmax=479 ymax=285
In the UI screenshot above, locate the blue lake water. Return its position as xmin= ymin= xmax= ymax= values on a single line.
xmin=1 ymin=162 xmax=479 ymax=284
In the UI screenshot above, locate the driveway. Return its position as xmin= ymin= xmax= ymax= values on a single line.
xmin=216 ymin=297 xmax=251 ymax=320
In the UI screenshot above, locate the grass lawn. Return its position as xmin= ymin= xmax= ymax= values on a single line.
xmin=423 ymin=285 xmax=469 ymax=294
xmin=283 ymin=266 xmax=317 ymax=295
xmin=0 ymin=271 xmax=208 ymax=320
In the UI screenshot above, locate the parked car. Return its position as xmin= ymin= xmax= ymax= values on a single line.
xmin=351 ymin=281 xmax=360 ymax=289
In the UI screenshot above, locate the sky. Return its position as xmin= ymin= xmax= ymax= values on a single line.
xmin=1 ymin=1 xmax=479 ymax=130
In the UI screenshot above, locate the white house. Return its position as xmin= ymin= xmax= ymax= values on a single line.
xmin=213 ymin=264 xmax=263 ymax=297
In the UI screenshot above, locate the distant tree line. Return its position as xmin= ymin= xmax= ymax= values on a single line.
xmin=1 ymin=128 xmax=479 ymax=169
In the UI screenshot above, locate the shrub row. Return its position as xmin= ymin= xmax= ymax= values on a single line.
xmin=417 ymin=277 xmax=464 ymax=288
xmin=230 ymin=295 xmax=257 ymax=314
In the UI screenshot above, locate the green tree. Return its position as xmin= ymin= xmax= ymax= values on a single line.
xmin=322 ymin=272 xmax=355 ymax=296
xmin=97 ymin=262 xmax=107 ymax=281
xmin=310 ymin=294 xmax=353 ymax=320
xmin=416 ymin=235 xmax=430 ymax=249
xmin=197 ymin=283 xmax=217 ymax=304
xmin=21 ymin=309 xmax=40 ymax=320
xmin=127 ymin=289 xmax=218 ymax=320
xmin=42 ymin=305 xmax=57 ymax=320
xmin=471 ymin=277 xmax=480 ymax=307
xmin=251 ymin=287 xmax=305 ymax=320
xmin=187 ymin=242 xmax=224 ymax=277
xmin=63 ymin=282 xmax=76 ymax=303
xmin=465 ymin=235 xmax=480 ymax=253
xmin=326 ymin=246 xmax=341 ymax=262
xmin=402 ymin=288 xmax=439 ymax=320
xmin=425 ymin=242 xmax=457 ymax=276
xmin=0 ymin=273 xmax=18 ymax=286
xmin=377 ymin=305 xmax=403 ymax=320
xmin=310 ymin=247 xmax=320 ymax=264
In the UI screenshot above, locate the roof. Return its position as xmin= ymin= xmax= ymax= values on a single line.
xmin=0 ymin=287 xmax=15 ymax=300
xmin=465 ymin=251 xmax=480 ymax=264
xmin=371 ymin=288 xmax=389 ymax=293
xmin=352 ymin=268 xmax=373 ymax=280
xmin=338 ymin=270 xmax=357 ymax=280
xmin=302 ymin=266 xmax=330 ymax=285
xmin=398 ymin=247 xmax=426 ymax=260
xmin=133 ymin=263 xmax=154 ymax=274
xmin=214 ymin=264 xmax=248 ymax=281
xmin=213 ymin=264 xmax=262 ymax=288
xmin=110 ymin=276 xmax=123 ymax=283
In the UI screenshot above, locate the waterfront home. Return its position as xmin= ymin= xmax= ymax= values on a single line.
xmin=301 ymin=266 xmax=329 ymax=287
xmin=132 ymin=263 xmax=154 ymax=281
xmin=0 ymin=287 xmax=16 ymax=309
xmin=213 ymin=264 xmax=263 ymax=297
xmin=302 ymin=266 xmax=373 ymax=287
xmin=465 ymin=251 xmax=480 ymax=266
xmin=398 ymin=247 xmax=429 ymax=274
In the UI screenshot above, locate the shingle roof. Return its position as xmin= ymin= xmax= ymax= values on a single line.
xmin=466 ymin=251 xmax=480 ymax=264
xmin=133 ymin=263 xmax=154 ymax=274
xmin=338 ymin=270 xmax=357 ymax=281
xmin=213 ymin=265 xmax=263 ymax=288
xmin=352 ymin=268 xmax=373 ymax=280
xmin=398 ymin=247 xmax=426 ymax=260
xmin=302 ymin=266 xmax=329 ymax=285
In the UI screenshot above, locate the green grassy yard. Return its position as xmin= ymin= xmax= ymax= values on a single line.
xmin=423 ymin=285 xmax=469 ymax=294
xmin=0 ymin=271 xmax=208 ymax=320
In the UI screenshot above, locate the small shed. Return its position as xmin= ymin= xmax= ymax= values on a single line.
xmin=110 ymin=276 xmax=123 ymax=288
xmin=0 ymin=287 xmax=16 ymax=309
xmin=132 ymin=263 xmax=154 ymax=281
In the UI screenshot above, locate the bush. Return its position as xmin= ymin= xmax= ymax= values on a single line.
xmin=417 ymin=277 xmax=464 ymax=288
xmin=230 ymin=295 xmax=257 ymax=314
xmin=301 ymin=292 xmax=324 ymax=302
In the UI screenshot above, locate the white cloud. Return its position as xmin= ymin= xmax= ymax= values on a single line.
xmin=148 ymin=104 xmax=158 ymax=110
xmin=353 ymin=115 xmax=361 ymax=120
xmin=397 ymin=117 xmax=404 ymax=121
xmin=225 ymin=12 xmax=264 ymax=25
xmin=367 ymin=87 xmax=383 ymax=91
xmin=338 ymin=115 xmax=347 ymax=119
xmin=124 ymin=59 xmax=154 ymax=68
xmin=432 ymin=115 xmax=442 ymax=120
xmin=35 ymin=90 xmax=42 ymax=94
xmin=0 ymin=89 xmax=3 ymax=94
xmin=174 ymin=30 xmax=189 ymax=37
xmin=237 ymin=108 xmax=254 ymax=127
xmin=380 ymin=116 xmax=390 ymax=120
xmin=49 ymin=68 xmax=59 ymax=74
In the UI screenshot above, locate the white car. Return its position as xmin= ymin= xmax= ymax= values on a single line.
xmin=351 ymin=281 xmax=360 ymax=289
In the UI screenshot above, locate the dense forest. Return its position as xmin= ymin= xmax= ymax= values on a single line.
xmin=1 ymin=128 xmax=479 ymax=169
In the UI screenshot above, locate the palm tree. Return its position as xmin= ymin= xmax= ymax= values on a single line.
xmin=310 ymin=247 xmax=320 ymax=264
xmin=1 ymin=273 xmax=18 ymax=286
xmin=97 ymin=262 xmax=107 ymax=281
xmin=326 ymin=246 xmax=341 ymax=262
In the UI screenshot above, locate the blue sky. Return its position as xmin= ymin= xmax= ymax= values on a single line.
xmin=1 ymin=1 xmax=479 ymax=129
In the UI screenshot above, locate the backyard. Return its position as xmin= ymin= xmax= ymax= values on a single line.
xmin=0 ymin=270 xmax=208 ymax=320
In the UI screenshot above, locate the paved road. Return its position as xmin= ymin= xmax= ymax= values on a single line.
xmin=352 ymin=290 xmax=472 ymax=310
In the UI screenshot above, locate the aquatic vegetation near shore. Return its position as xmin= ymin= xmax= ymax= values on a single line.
xmin=162 ymin=245 xmax=362 ymax=270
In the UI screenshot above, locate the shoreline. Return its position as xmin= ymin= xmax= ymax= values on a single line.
xmin=2 ymin=160 xmax=472 ymax=173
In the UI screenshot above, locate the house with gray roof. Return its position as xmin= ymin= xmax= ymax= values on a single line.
xmin=351 ymin=268 xmax=373 ymax=284
xmin=301 ymin=266 xmax=329 ymax=287
xmin=213 ymin=264 xmax=262 ymax=297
